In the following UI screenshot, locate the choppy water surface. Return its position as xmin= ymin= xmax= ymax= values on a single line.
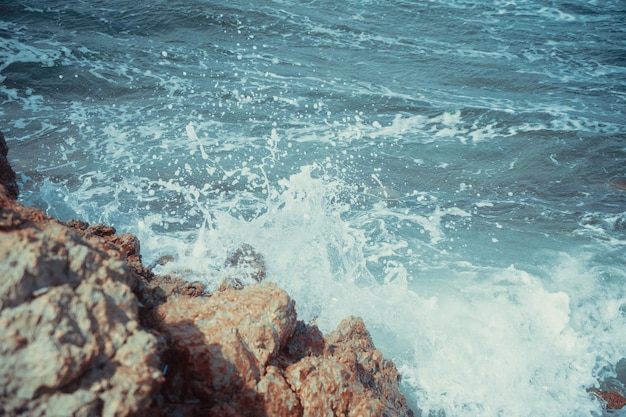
xmin=2 ymin=1 xmax=626 ymax=415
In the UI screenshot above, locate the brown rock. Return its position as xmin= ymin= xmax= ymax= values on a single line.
xmin=278 ymin=320 xmax=326 ymax=366
xmin=590 ymin=389 xmax=626 ymax=410
xmin=65 ymin=220 xmax=160 ymax=312
xmin=256 ymin=365 xmax=302 ymax=416
xmin=143 ymin=274 xmax=206 ymax=308
xmin=151 ymin=280 xmax=412 ymax=416
xmin=153 ymin=282 xmax=297 ymax=411
xmin=0 ymin=202 xmax=162 ymax=417
xmin=218 ymin=243 xmax=267 ymax=291
xmin=285 ymin=317 xmax=411 ymax=417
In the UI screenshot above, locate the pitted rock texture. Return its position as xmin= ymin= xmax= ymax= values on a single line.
xmin=150 ymin=282 xmax=413 ymax=417
xmin=0 ymin=209 xmax=163 ymax=417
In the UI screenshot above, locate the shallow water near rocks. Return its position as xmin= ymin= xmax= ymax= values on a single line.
xmin=2 ymin=1 xmax=626 ymax=415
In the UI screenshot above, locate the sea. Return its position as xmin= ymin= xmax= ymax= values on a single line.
xmin=1 ymin=1 xmax=626 ymax=416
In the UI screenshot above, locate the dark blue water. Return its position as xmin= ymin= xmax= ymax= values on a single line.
xmin=2 ymin=1 xmax=626 ymax=415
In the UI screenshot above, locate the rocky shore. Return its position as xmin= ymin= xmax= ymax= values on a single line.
xmin=0 ymin=130 xmax=413 ymax=416
xmin=3 ymin=130 xmax=626 ymax=417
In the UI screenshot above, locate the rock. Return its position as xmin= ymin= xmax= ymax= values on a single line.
xmin=285 ymin=317 xmax=412 ymax=417
xmin=150 ymin=280 xmax=413 ymax=416
xmin=589 ymin=389 xmax=626 ymax=411
xmin=147 ymin=254 xmax=176 ymax=269
xmin=0 ymin=199 xmax=162 ymax=417
xmin=218 ymin=243 xmax=267 ymax=291
xmin=147 ymin=274 xmax=206 ymax=301
xmin=153 ymin=282 xmax=298 ymax=413
xmin=65 ymin=220 xmax=155 ymax=298
xmin=256 ymin=365 xmax=302 ymax=416
xmin=279 ymin=320 xmax=326 ymax=365
xmin=0 ymin=130 xmax=19 ymax=199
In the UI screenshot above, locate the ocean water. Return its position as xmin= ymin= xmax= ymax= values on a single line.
xmin=2 ymin=0 xmax=626 ymax=415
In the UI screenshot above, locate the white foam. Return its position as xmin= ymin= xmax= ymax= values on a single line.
xmin=400 ymin=263 xmax=610 ymax=417
xmin=141 ymin=166 xmax=625 ymax=417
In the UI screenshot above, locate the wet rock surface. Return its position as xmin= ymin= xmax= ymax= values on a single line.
xmin=0 ymin=131 xmax=413 ymax=416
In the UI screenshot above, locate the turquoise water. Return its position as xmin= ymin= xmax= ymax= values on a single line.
xmin=2 ymin=1 xmax=626 ymax=415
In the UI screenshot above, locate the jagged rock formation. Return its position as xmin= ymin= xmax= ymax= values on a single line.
xmin=0 ymin=131 xmax=413 ymax=416
xmin=149 ymin=282 xmax=410 ymax=416
xmin=0 ymin=138 xmax=163 ymax=417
